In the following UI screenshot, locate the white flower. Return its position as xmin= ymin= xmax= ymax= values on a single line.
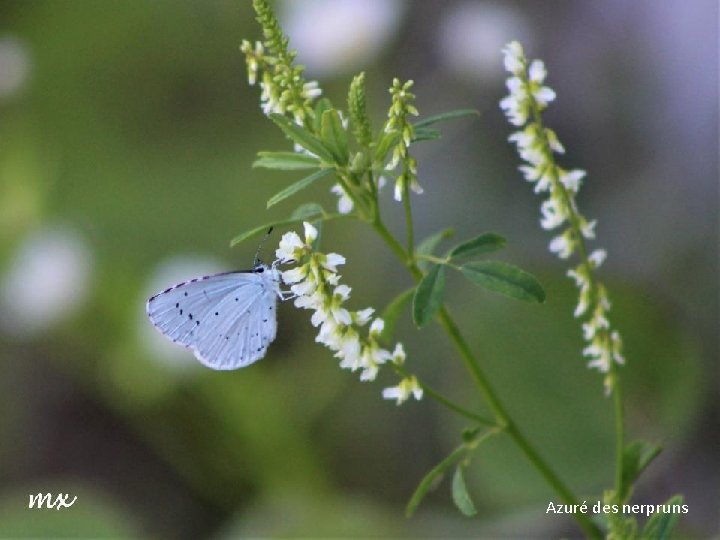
xmin=329 ymin=287 xmax=352 ymax=325
xmin=584 ymin=340 xmax=612 ymax=373
xmin=276 ymin=231 xmax=303 ymax=262
xmin=532 ymin=85 xmax=556 ymax=107
xmin=508 ymin=128 xmax=534 ymax=150
xmin=316 ymin=317 xmax=343 ymax=348
xmin=527 ymin=60 xmax=556 ymax=106
xmin=369 ymin=318 xmax=384 ymax=337
xmin=360 ymin=362 xmax=379 ymax=381
xmin=509 ymin=127 xmax=544 ymax=165
xmin=544 ymin=128 xmax=565 ymax=153
xmin=518 ymin=164 xmax=539 ymax=182
xmin=574 ymin=286 xmax=591 ymax=318
xmin=502 ymin=41 xmax=524 ymax=75
xmin=580 ymin=218 xmax=597 ymax=240
xmin=294 ymin=289 xmax=323 ymax=311
xmin=393 ymin=179 xmax=403 ymax=202
xmin=281 ymin=266 xmax=307 ymax=284
xmin=549 ymin=231 xmax=574 ymax=259
xmin=392 ymin=163 xmax=423 ymax=203
xmin=334 ymin=284 xmax=351 ymax=300
xmin=335 ymin=327 xmax=362 ymax=369
xmin=382 ymin=376 xmax=423 ymax=405
xmin=353 ymin=307 xmax=375 ymax=326
xmin=528 ymin=59 xmax=546 ymax=83
xmin=535 ymin=170 xmax=554 ymax=193
xmin=391 ymin=343 xmax=406 ymax=365
xmin=303 ymin=222 xmax=318 ymax=243
xmin=582 ymin=308 xmax=610 ymax=340
xmin=290 ymin=277 xmax=317 ymax=297
xmin=331 ymin=184 xmax=354 ymax=214
xmin=323 ymin=253 xmax=345 ymax=272
xmin=588 ymin=249 xmax=607 ymax=269
xmin=302 ymin=81 xmax=322 ymax=100
xmin=567 ymin=264 xmax=589 ymax=288
xmin=540 ymin=198 xmax=566 ymax=230
xmin=559 ymin=168 xmax=586 ymax=193
xmin=500 ymin=86 xmax=528 ymax=126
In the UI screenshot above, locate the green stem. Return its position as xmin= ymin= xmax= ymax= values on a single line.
xmin=613 ymin=372 xmax=625 ymax=497
xmin=439 ymin=308 xmax=601 ymax=538
xmin=416 ymin=253 xmax=451 ymax=266
xmin=393 ymin=364 xmax=495 ymax=426
xmin=402 ymin=181 xmax=415 ymax=257
xmin=372 ymin=218 xmax=603 ymax=539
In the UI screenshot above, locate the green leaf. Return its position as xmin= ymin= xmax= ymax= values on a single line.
xmin=349 ymin=151 xmax=368 ymax=175
xmin=620 ymin=441 xmax=663 ymax=502
xmin=290 ymin=202 xmax=325 ymax=220
xmin=266 ymin=168 xmax=334 ymax=209
xmin=641 ymin=495 xmax=684 ymax=540
xmin=373 ymin=130 xmax=400 ymax=163
xmin=320 ymin=109 xmax=349 ymax=164
xmin=253 ymin=151 xmax=321 ymax=170
xmin=313 ymin=98 xmax=334 ymax=134
xmin=414 ymin=108 xmax=480 ymax=128
xmin=451 ymin=465 xmax=478 ymax=517
xmin=448 ymin=233 xmax=507 ymax=259
xmin=229 ymin=209 xmax=344 ymax=247
xmin=269 ymin=113 xmax=335 ymax=163
xmin=416 ymin=228 xmax=455 ymax=270
xmin=461 ymin=261 xmax=545 ymax=303
xmin=412 ymin=127 xmax=442 ymax=142
xmin=380 ymin=288 xmax=414 ymax=342
xmin=413 ymin=264 xmax=446 ymax=327
xmin=406 ymin=445 xmax=465 ymax=517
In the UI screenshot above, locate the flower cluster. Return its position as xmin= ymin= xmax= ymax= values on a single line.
xmin=241 ymin=0 xmax=321 ymax=125
xmin=500 ymin=41 xmax=624 ymax=393
xmin=276 ymin=222 xmax=423 ymax=404
xmin=384 ymin=79 xmax=422 ymax=202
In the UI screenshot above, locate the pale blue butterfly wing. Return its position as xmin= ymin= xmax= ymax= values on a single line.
xmin=146 ymin=265 xmax=280 ymax=369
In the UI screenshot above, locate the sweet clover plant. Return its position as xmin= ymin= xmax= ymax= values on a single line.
xmin=233 ymin=2 xmax=685 ymax=537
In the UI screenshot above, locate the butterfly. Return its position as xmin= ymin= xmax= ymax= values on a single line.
xmin=146 ymin=262 xmax=282 ymax=370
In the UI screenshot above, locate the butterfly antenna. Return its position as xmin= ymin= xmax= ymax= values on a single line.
xmin=254 ymin=227 xmax=274 ymax=266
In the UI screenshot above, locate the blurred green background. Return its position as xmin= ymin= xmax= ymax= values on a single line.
xmin=0 ymin=0 xmax=717 ymax=538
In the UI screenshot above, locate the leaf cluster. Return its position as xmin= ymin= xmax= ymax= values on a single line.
xmin=412 ymin=231 xmax=545 ymax=328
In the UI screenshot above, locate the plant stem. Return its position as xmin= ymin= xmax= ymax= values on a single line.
xmin=393 ymin=363 xmax=496 ymax=426
xmin=372 ymin=217 xmax=603 ymax=539
xmin=613 ymin=372 xmax=625 ymax=497
xmin=402 ymin=182 xmax=415 ymax=256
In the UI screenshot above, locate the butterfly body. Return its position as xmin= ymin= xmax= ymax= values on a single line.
xmin=146 ymin=264 xmax=281 ymax=369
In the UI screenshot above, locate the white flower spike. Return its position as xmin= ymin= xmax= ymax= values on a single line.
xmin=276 ymin=223 xmax=421 ymax=403
xmin=500 ymin=41 xmax=625 ymax=393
